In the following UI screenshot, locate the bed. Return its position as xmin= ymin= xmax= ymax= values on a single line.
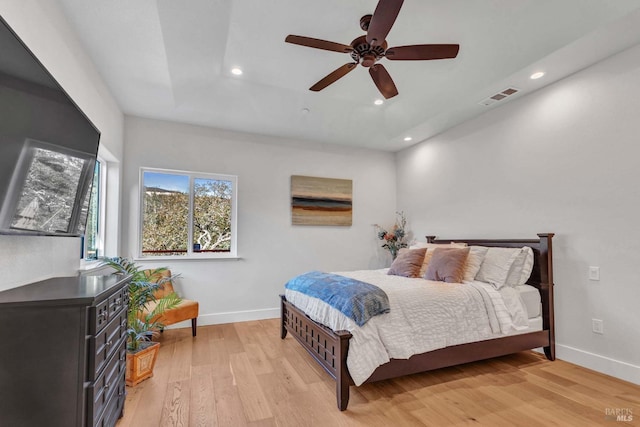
xmin=280 ymin=233 xmax=555 ymax=410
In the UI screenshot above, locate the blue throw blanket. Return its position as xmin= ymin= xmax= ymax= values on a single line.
xmin=285 ymin=271 xmax=390 ymax=326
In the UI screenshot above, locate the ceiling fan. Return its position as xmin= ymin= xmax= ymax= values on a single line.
xmin=285 ymin=0 xmax=459 ymax=99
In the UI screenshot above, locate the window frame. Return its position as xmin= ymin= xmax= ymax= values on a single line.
xmin=82 ymin=156 xmax=106 ymax=261
xmin=138 ymin=167 xmax=238 ymax=260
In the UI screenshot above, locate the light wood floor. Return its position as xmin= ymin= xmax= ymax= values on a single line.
xmin=117 ymin=319 xmax=639 ymax=426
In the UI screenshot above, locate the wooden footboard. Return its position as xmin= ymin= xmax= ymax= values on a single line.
xmin=280 ymin=294 xmax=352 ymax=410
xmin=281 ymin=233 xmax=555 ymax=411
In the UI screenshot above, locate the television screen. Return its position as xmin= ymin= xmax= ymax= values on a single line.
xmin=0 ymin=15 xmax=100 ymax=236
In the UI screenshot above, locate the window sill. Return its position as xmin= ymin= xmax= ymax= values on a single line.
xmin=132 ymin=256 xmax=243 ymax=262
xmin=79 ymin=259 xmax=101 ymax=270
xmin=78 ymin=259 xmax=112 ymax=276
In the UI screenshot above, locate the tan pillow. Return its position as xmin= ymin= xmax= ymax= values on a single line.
xmin=388 ymin=248 xmax=427 ymax=278
xmin=424 ymin=247 xmax=470 ymax=283
xmin=415 ymin=242 xmax=468 ymax=277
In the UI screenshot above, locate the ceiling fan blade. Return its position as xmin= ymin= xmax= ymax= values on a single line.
xmin=285 ymin=35 xmax=353 ymax=53
xmin=310 ymin=63 xmax=358 ymax=91
xmin=385 ymin=44 xmax=460 ymax=60
xmin=366 ymin=0 xmax=404 ymax=46
xmin=369 ymin=64 xmax=398 ymax=99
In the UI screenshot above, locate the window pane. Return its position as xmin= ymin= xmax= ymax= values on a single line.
xmin=84 ymin=161 xmax=100 ymax=259
xmin=142 ymin=172 xmax=189 ymax=256
xmin=193 ymin=178 xmax=232 ymax=253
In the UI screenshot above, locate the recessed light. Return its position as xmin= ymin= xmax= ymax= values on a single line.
xmin=231 ymin=67 xmax=243 ymax=76
xmin=404 ymin=136 xmax=412 ymax=142
xmin=374 ymin=99 xmax=384 ymax=106
xmin=530 ymin=71 xmax=545 ymax=80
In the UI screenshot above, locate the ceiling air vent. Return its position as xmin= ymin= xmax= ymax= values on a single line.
xmin=479 ymin=87 xmax=519 ymax=106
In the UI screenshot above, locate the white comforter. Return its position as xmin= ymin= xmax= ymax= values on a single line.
xmin=284 ymin=269 xmax=529 ymax=385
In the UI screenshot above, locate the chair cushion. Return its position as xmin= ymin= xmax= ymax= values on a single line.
xmin=140 ymin=299 xmax=199 ymax=326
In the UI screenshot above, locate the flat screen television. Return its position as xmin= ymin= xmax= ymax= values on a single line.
xmin=0 ymin=15 xmax=100 ymax=237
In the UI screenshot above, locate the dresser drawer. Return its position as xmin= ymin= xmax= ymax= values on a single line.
xmin=95 ymin=385 xmax=125 ymax=427
xmin=88 ymin=345 xmax=126 ymax=426
xmin=94 ymin=381 xmax=125 ymax=427
xmin=108 ymin=286 xmax=127 ymax=319
xmin=89 ymin=283 xmax=128 ymax=335
xmin=90 ymin=299 xmax=110 ymax=334
xmin=88 ymin=309 xmax=127 ymax=381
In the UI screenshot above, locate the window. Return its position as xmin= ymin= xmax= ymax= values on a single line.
xmin=83 ymin=159 xmax=104 ymax=260
xmin=139 ymin=168 xmax=237 ymax=258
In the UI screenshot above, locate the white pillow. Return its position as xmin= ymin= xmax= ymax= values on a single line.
xmin=518 ymin=247 xmax=535 ymax=285
xmin=475 ymin=247 xmax=521 ymax=289
xmin=505 ymin=247 xmax=535 ymax=286
xmin=463 ymin=246 xmax=489 ymax=282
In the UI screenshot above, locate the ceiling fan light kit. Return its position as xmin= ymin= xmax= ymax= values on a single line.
xmin=285 ymin=0 xmax=460 ymax=99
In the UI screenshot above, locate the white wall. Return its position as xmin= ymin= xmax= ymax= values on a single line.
xmin=121 ymin=116 xmax=396 ymax=325
xmin=0 ymin=0 xmax=124 ymax=290
xmin=397 ymin=44 xmax=640 ymax=384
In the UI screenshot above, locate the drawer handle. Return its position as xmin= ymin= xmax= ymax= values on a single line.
xmin=106 ymin=340 xmax=113 ymax=347
xmin=115 ymin=298 xmax=122 ymax=305
xmin=104 ymin=383 xmax=110 ymax=389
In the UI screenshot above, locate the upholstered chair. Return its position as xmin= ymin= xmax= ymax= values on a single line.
xmin=142 ymin=269 xmax=199 ymax=337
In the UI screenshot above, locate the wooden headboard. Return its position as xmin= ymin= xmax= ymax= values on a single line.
xmin=425 ymin=233 xmax=555 ymax=355
xmin=425 ymin=233 xmax=554 ymax=289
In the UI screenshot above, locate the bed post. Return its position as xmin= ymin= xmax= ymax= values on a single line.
xmin=538 ymin=233 xmax=555 ymax=361
xmin=336 ymin=331 xmax=351 ymax=411
xmin=280 ymin=294 xmax=288 ymax=339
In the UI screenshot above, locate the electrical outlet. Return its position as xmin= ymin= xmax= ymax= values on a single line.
xmin=589 ymin=266 xmax=600 ymax=281
xmin=592 ymin=319 xmax=604 ymax=334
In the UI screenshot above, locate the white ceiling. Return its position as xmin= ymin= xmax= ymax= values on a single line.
xmin=56 ymin=0 xmax=640 ymax=151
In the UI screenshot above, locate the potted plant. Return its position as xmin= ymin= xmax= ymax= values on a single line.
xmin=101 ymin=257 xmax=182 ymax=386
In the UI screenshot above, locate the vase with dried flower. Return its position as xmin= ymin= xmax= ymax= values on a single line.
xmin=374 ymin=211 xmax=408 ymax=260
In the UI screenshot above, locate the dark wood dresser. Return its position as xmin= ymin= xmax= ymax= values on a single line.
xmin=0 ymin=274 xmax=130 ymax=427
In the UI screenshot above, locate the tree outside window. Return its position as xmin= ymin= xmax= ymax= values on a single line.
xmin=140 ymin=169 xmax=237 ymax=258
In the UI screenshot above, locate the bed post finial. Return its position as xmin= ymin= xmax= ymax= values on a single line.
xmin=425 ymin=235 xmax=436 ymax=243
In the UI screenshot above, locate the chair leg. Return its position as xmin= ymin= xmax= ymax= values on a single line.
xmin=191 ymin=318 xmax=197 ymax=337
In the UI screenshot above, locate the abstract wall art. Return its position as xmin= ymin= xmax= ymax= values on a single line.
xmin=290 ymin=175 xmax=352 ymax=226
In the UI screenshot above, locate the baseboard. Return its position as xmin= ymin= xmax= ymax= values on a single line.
xmin=164 ymin=307 xmax=280 ymax=330
xmin=556 ymin=344 xmax=640 ymax=386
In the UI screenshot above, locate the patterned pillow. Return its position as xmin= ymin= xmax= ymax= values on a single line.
xmin=424 ymin=247 xmax=470 ymax=283
xmin=388 ymin=248 xmax=427 ymax=278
